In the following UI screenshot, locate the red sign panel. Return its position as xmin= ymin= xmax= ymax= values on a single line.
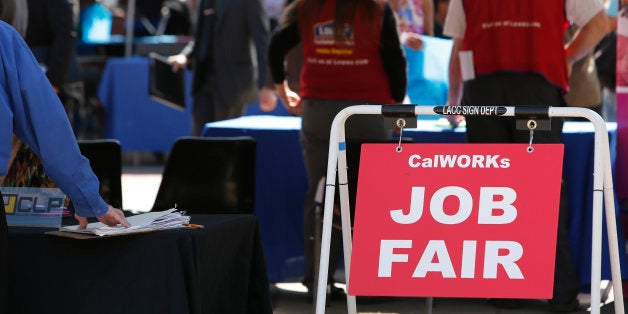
xmin=349 ymin=144 xmax=564 ymax=299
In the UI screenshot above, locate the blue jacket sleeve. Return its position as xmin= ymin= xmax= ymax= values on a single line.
xmin=0 ymin=22 xmax=108 ymax=217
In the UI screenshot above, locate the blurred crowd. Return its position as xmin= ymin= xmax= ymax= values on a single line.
xmin=0 ymin=0 xmax=620 ymax=143
xmin=0 ymin=0 xmax=455 ymax=141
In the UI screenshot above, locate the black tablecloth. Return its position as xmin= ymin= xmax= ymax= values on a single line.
xmin=7 ymin=214 xmax=272 ymax=314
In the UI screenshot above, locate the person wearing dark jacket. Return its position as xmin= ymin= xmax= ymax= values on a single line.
xmin=25 ymin=0 xmax=76 ymax=93
xmin=169 ymin=0 xmax=275 ymax=136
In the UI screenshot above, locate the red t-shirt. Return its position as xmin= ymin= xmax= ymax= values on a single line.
xmin=462 ymin=0 xmax=569 ymax=91
xmin=299 ymin=0 xmax=395 ymax=103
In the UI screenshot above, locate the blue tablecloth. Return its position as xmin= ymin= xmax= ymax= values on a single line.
xmin=98 ymin=57 xmax=192 ymax=152
xmin=204 ymin=116 xmax=305 ymax=283
xmin=203 ymin=115 xmax=628 ymax=287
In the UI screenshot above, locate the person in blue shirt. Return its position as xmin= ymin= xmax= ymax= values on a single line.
xmin=0 ymin=20 xmax=130 ymax=311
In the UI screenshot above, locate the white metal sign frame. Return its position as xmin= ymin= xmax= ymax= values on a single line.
xmin=315 ymin=105 xmax=624 ymax=314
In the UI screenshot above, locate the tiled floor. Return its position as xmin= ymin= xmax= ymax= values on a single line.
xmin=120 ymin=164 xmax=623 ymax=314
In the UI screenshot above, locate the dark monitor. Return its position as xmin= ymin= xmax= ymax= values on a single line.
xmin=148 ymin=52 xmax=186 ymax=111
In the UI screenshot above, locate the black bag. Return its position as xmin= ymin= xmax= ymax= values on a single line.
xmin=594 ymin=31 xmax=617 ymax=91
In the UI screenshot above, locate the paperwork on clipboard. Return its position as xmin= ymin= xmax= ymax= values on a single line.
xmin=57 ymin=208 xmax=191 ymax=237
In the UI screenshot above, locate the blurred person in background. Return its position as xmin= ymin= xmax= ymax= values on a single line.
xmin=594 ymin=0 xmax=623 ymax=122
xmin=265 ymin=0 xmax=284 ymax=29
xmin=169 ymin=0 xmax=273 ymax=135
xmin=433 ymin=0 xmax=449 ymax=38
xmin=254 ymin=0 xmax=302 ymax=114
xmin=444 ymin=0 xmax=608 ymax=311
xmin=389 ymin=0 xmax=434 ymax=50
xmin=26 ymin=0 xmax=77 ymax=95
xmin=563 ymin=23 xmax=603 ymax=116
xmin=169 ymin=0 xmax=274 ymax=136
xmin=269 ymin=0 xmax=406 ymax=300
xmin=0 ymin=0 xmax=27 ymax=36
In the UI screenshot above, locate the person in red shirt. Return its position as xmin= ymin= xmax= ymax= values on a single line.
xmin=444 ymin=0 xmax=608 ymax=312
xmin=269 ymin=0 xmax=406 ymax=300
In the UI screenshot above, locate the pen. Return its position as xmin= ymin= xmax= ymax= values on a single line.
xmin=184 ymin=223 xmax=204 ymax=229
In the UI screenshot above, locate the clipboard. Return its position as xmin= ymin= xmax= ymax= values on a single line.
xmin=49 ymin=208 xmax=193 ymax=239
xmin=148 ymin=52 xmax=186 ymax=111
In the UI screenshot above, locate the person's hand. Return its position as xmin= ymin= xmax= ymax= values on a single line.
xmin=285 ymin=89 xmax=302 ymax=116
xmin=447 ymin=114 xmax=465 ymax=128
xmin=75 ymin=205 xmax=131 ymax=229
xmin=444 ymin=102 xmax=465 ymax=128
xmin=401 ymin=32 xmax=424 ymax=50
xmin=168 ymin=54 xmax=188 ymax=72
xmin=259 ymin=86 xmax=278 ymax=112
xmin=275 ymin=82 xmax=302 ymax=116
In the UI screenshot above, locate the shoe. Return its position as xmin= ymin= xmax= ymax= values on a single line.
xmin=549 ymin=299 xmax=581 ymax=313
xmin=489 ymin=298 xmax=524 ymax=309
xmin=304 ymin=283 xmax=313 ymax=303
xmin=328 ymin=284 xmax=346 ymax=301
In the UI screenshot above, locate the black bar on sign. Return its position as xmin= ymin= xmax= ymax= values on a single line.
xmin=434 ymin=106 xmax=507 ymax=116
xmin=513 ymin=106 xmax=550 ymax=118
xmin=381 ymin=104 xmax=416 ymax=117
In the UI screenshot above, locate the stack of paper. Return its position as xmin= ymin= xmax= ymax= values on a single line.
xmin=59 ymin=208 xmax=191 ymax=237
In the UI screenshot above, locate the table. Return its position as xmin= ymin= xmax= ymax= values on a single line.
xmin=203 ymin=115 xmax=628 ymax=288
xmin=203 ymin=116 xmax=305 ymax=283
xmin=98 ymin=57 xmax=192 ymax=152
xmin=7 ymin=214 xmax=272 ymax=314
